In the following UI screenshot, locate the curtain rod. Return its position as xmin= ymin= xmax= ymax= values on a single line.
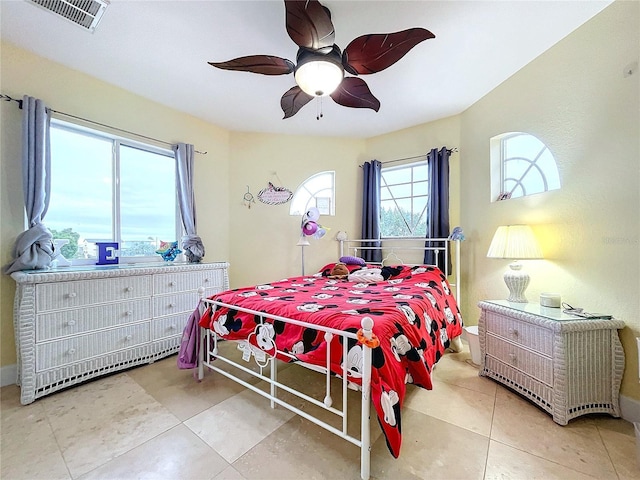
xmin=383 ymin=147 xmax=458 ymax=165
xmin=360 ymin=147 xmax=459 ymax=167
xmin=1 ymin=93 xmax=207 ymax=155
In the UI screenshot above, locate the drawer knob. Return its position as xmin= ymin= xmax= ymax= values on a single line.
xmin=125 ymin=335 xmax=133 ymax=341
xmin=169 ymin=281 xmax=176 ymax=287
xmin=67 ymin=348 xmax=76 ymax=355
xmin=66 ymin=320 xmax=76 ymax=326
xmin=170 ymin=324 xmax=177 ymax=330
xmin=125 ymin=287 xmax=133 ymax=292
xmin=508 ymin=328 xmax=519 ymax=337
xmin=204 ymin=278 xmax=210 ymax=283
xmin=67 ymin=292 xmax=77 ymax=299
xmin=168 ymin=303 xmax=176 ymax=308
xmin=125 ymin=311 xmax=133 ymax=316
xmin=508 ymin=353 xmax=517 ymax=364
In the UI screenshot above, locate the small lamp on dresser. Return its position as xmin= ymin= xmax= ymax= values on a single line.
xmin=487 ymin=224 xmax=543 ymax=303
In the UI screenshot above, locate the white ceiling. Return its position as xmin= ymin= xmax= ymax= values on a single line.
xmin=1 ymin=0 xmax=612 ymax=138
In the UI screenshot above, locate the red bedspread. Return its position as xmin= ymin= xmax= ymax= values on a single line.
xmin=199 ymin=265 xmax=463 ymax=458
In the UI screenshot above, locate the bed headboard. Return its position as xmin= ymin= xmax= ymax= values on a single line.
xmin=338 ymin=237 xmax=461 ymax=301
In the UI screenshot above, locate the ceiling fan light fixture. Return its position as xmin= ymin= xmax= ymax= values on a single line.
xmin=294 ymin=46 xmax=344 ymax=97
xmin=208 ymin=1 xmax=435 ymax=118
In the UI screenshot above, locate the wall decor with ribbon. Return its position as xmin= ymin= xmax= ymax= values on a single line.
xmin=258 ymin=182 xmax=293 ymax=205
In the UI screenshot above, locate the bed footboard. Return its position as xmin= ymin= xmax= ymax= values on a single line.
xmin=198 ymin=296 xmax=374 ymax=480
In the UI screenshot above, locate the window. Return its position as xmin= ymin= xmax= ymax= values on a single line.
xmin=46 ymin=120 xmax=179 ymax=264
xmin=491 ymin=132 xmax=560 ymax=201
xmin=380 ymin=161 xmax=428 ymax=237
xmin=290 ymin=171 xmax=335 ymax=216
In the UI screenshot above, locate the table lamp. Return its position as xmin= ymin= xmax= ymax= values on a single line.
xmin=487 ymin=225 xmax=543 ymax=303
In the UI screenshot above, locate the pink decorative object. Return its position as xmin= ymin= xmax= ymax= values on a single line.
xmin=302 ymin=220 xmax=318 ymax=236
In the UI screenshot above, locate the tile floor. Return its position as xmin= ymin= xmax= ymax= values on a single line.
xmin=1 ymin=342 xmax=639 ymax=480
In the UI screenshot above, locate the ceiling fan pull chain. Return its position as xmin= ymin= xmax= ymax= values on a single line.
xmin=316 ymin=97 xmax=324 ymax=120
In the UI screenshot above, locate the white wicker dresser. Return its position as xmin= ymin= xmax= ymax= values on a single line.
xmin=478 ymin=300 xmax=625 ymax=425
xmin=11 ymin=262 xmax=229 ymax=405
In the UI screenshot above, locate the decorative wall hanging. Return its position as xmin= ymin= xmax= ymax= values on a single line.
xmin=243 ymin=185 xmax=256 ymax=209
xmin=258 ymin=182 xmax=293 ymax=205
xmin=208 ymin=0 xmax=434 ymax=119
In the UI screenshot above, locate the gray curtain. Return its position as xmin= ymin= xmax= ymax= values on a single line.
xmin=174 ymin=143 xmax=205 ymax=263
xmin=360 ymin=160 xmax=382 ymax=263
xmin=5 ymin=96 xmax=58 ymax=274
xmin=424 ymin=147 xmax=451 ymax=270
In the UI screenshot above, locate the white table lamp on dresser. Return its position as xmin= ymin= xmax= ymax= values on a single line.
xmin=487 ymin=224 xmax=543 ymax=303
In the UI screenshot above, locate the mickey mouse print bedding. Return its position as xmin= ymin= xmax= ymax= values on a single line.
xmin=198 ymin=264 xmax=463 ymax=458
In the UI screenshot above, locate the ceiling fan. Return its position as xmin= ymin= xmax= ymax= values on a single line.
xmin=209 ymin=0 xmax=435 ymax=119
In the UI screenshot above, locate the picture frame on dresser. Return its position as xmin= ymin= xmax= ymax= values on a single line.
xmin=11 ymin=262 xmax=229 ymax=405
xmin=478 ymin=300 xmax=625 ymax=425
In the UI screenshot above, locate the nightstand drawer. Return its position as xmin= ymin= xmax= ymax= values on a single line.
xmin=154 ymin=269 xmax=225 ymax=294
xmin=36 ymin=298 xmax=151 ymax=341
xmin=484 ymin=311 xmax=553 ymax=355
xmin=36 ymin=323 xmax=150 ymax=371
xmin=36 ymin=276 xmax=152 ymax=311
xmin=152 ymin=313 xmax=189 ymax=340
xmin=153 ymin=291 xmax=200 ymax=317
xmin=486 ymin=333 xmax=553 ymax=386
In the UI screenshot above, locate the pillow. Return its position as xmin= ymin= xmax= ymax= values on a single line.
xmin=339 ymin=255 xmax=366 ymax=266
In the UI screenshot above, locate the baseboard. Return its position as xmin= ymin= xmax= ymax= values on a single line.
xmin=621 ymin=394 xmax=640 ymax=424
xmin=0 ymin=364 xmax=17 ymax=387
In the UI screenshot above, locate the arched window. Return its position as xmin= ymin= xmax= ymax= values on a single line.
xmin=491 ymin=132 xmax=560 ymax=201
xmin=289 ymin=171 xmax=335 ymax=216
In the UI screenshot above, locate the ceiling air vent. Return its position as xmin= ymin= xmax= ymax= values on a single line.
xmin=27 ymin=0 xmax=109 ymax=33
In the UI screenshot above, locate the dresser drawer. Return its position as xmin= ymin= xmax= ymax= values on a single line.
xmin=36 ymin=298 xmax=152 ymax=341
xmin=36 ymin=323 xmax=150 ymax=371
xmin=486 ymin=333 xmax=553 ymax=386
xmin=152 ymin=313 xmax=190 ymax=340
xmin=153 ymin=291 xmax=200 ymax=317
xmin=36 ymin=276 xmax=152 ymax=312
xmin=154 ymin=269 xmax=225 ymax=294
xmin=484 ymin=311 xmax=553 ymax=355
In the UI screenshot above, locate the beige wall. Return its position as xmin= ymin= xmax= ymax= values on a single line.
xmin=458 ymin=0 xmax=640 ymax=399
xmin=227 ymin=132 xmax=365 ymax=288
xmin=0 ymin=42 xmax=231 ymax=366
xmin=1 ymin=0 xmax=639 ymax=406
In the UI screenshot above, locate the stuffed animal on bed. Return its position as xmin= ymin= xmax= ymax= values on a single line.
xmin=328 ymin=262 xmax=349 ymax=279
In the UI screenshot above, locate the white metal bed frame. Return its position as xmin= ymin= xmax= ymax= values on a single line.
xmin=197 ymin=238 xmax=461 ymax=480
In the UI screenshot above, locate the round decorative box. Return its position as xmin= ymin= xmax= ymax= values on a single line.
xmin=540 ymin=293 xmax=561 ymax=308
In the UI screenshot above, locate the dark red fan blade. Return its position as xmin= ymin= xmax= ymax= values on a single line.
xmin=330 ymin=77 xmax=380 ymax=112
xmin=281 ymin=86 xmax=314 ymax=118
xmin=209 ymin=55 xmax=295 ymax=75
xmin=342 ymin=28 xmax=435 ymax=75
xmin=285 ymin=0 xmax=335 ymax=50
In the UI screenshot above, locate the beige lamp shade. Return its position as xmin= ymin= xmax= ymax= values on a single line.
xmin=487 ymin=225 xmax=542 ymax=303
xmin=487 ymin=225 xmax=543 ymax=259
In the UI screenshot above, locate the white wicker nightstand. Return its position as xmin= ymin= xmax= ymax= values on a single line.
xmin=478 ymin=300 xmax=625 ymax=425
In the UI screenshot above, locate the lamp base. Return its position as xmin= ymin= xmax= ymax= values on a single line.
xmin=503 ymin=261 xmax=530 ymax=303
